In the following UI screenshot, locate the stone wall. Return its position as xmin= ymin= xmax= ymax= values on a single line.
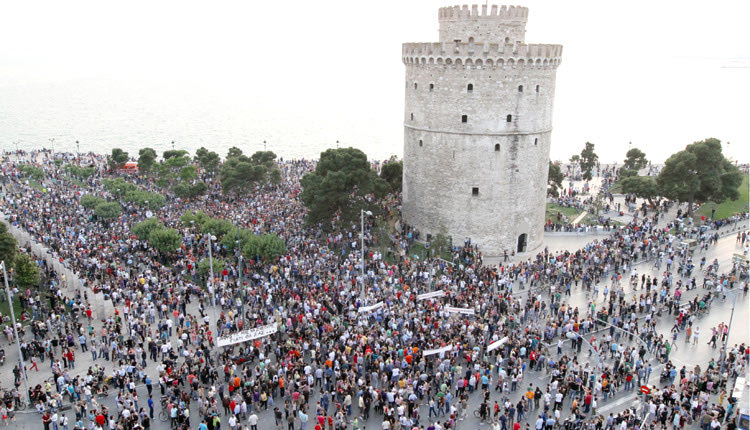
xmin=402 ymin=5 xmax=561 ymax=256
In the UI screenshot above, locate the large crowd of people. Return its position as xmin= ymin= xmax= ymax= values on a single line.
xmin=0 ymin=148 xmax=747 ymax=430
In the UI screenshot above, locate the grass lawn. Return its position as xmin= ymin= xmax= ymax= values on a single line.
xmin=406 ymin=241 xmax=453 ymax=262
xmin=546 ymin=202 xmax=585 ymax=223
xmin=0 ymin=294 xmax=29 ymax=326
xmin=694 ymin=175 xmax=749 ymax=220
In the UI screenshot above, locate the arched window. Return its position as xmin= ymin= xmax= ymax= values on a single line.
xmin=536 ymin=85 xmax=540 ymax=93
xmin=518 ymin=85 xmax=523 ymax=92
xmin=472 ymin=187 xmax=479 ymax=196
xmin=467 ymin=83 xmax=473 ymax=93
xmin=494 ymin=144 xmax=500 ymax=151
xmin=419 ymin=140 xmax=423 ymax=147
xmin=506 ymin=114 xmax=512 ymax=123
xmin=414 ymin=82 xmax=418 ymax=90
xmin=461 ymin=115 xmax=468 ymax=123
xmin=429 ymin=83 xmax=434 ymax=92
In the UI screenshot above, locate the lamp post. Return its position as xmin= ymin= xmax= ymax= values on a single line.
xmin=360 ymin=209 xmax=372 ymax=300
xmin=336 ymin=140 xmax=339 ymax=149
xmin=263 ymin=140 xmax=267 ymax=151
xmin=76 ymin=140 xmax=80 ymax=158
xmin=13 ymin=141 xmax=19 ymax=153
xmin=720 ymin=289 xmax=738 ymax=373
xmin=171 ymin=140 xmax=175 ymax=150
xmin=1 ymin=261 xmax=31 ymax=404
xmin=207 ymin=234 xmax=219 ymax=364
xmin=49 ymin=138 xmax=55 ymax=155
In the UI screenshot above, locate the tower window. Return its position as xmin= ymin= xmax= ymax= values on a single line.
xmin=414 ymin=83 xmax=418 ymax=90
xmin=494 ymin=144 xmax=500 ymax=151
xmin=518 ymin=85 xmax=523 ymax=92
xmin=429 ymin=83 xmax=434 ymax=92
xmin=411 ymin=113 xmax=414 ymax=121
xmin=534 ymin=138 xmax=538 ymax=146
xmin=467 ymin=83 xmax=473 ymax=93
xmin=506 ymin=114 xmax=512 ymax=123
xmin=472 ymin=187 xmax=479 ymax=196
xmin=419 ymin=140 xmax=423 ymax=147
xmin=461 ymin=115 xmax=468 ymax=123
xmin=536 ymin=85 xmax=540 ymax=93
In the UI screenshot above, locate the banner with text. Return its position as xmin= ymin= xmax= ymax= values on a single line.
xmin=423 ymin=345 xmax=453 ymax=356
xmin=217 ymin=323 xmax=278 ymax=347
xmin=417 ymin=290 xmax=445 ymax=300
xmin=444 ymin=306 xmax=475 ymax=315
xmin=487 ymin=337 xmax=509 ymax=352
xmin=358 ymin=302 xmax=385 ymax=313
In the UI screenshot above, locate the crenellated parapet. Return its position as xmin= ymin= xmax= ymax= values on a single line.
xmin=438 ymin=4 xmax=528 ymax=21
xmin=402 ymin=42 xmax=562 ymax=68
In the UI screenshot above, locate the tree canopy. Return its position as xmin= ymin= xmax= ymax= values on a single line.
xmin=657 ymin=138 xmax=742 ymax=214
xmin=132 ymin=218 xmax=164 ymax=241
xmin=547 ymin=162 xmax=563 ymax=197
xmin=380 ymin=160 xmax=403 ymax=193
xmin=138 ymin=148 xmax=157 ymax=172
xmin=108 ymin=148 xmax=129 ymax=170
xmin=80 ymin=194 xmax=105 ymax=209
xmin=0 ymin=222 xmax=17 ymax=266
xmin=219 ymin=150 xmax=279 ymax=195
xmin=579 ymin=142 xmax=598 ymax=181
xmin=94 ymin=202 xmax=122 ymax=220
xmin=194 ymin=147 xmax=220 ymax=173
xmin=148 ymin=228 xmax=183 ymax=254
xmin=624 ymin=148 xmax=648 ymax=171
xmin=300 ymin=147 xmax=388 ymax=227
xmin=13 ymin=253 xmax=40 ymax=289
xmin=620 ymin=176 xmax=659 ymax=204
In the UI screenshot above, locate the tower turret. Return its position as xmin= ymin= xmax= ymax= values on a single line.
xmin=402 ymin=5 xmax=562 ymax=256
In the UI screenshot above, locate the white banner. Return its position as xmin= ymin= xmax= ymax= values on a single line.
xmin=217 ymin=323 xmax=278 ymax=347
xmin=417 ymin=290 xmax=445 ymax=300
xmin=444 ymin=306 xmax=475 ymax=315
xmin=358 ymin=302 xmax=385 ymax=313
xmin=423 ymin=345 xmax=453 ymax=356
xmin=487 ymin=337 xmax=509 ymax=352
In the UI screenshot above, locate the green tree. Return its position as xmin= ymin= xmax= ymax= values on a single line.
xmin=621 ymin=176 xmax=660 ymax=206
xmin=19 ymin=165 xmax=45 ymax=180
xmin=124 ymin=190 xmax=165 ymax=210
xmin=198 ymin=257 xmax=225 ymax=283
xmin=618 ymin=168 xmax=638 ymax=179
xmin=94 ymin=202 xmax=122 ymax=220
xmin=0 ymin=222 xmax=17 ymax=266
xmin=80 ymin=194 xmax=105 ymax=209
xmin=102 ymin=178 xmax=137 ymax=196
xmin=249 ymin=151 xmax=277 ymax=167
xmin=579 ymin=142 xmax=598 ymax=181
xmin=547 ymin=162 xmax=564 ymax=197
xmin=132 ymin=218 xmax=164 ymax=241
xmin=380 ymin=160 xmax=403 ymax=193
xmin=173 ymin=181 xmax=207 ymax=199
xmin=269 ymin=168 xmax=282 ymax=185
xmin=181 ymin=210 xmax=210 ymax=227
xmin=242 ymin=233 xmax=286 ymax=262
xmin=138 ymin=147 xmax=158 ymax=172
xmin=657 ymin=138 xmax=742 ymax=215
xmin=66 ymin=165 xmax=96 ymax=179
xmin=178 ymin=165 xmax=198 ymax=182
xmin=300 ymin=148 xmax=388 ymax=227
xmin=430 ymin=225 xmax=451 ymax=259
xmin=220 ymin=156 xmax=267 ymax=194
xmin=194 ymin=147 xmax=220 ymax=173
xmin=148 ymin=228 xmax=182 ymax=254
xmin=226 ymin=146 xmax=243 ymax=159
xmin=624 ymin=148 xmax=648 ymax=171
xmin=13 ymin=253 xmax=40 ymax=289
xmin=108 ymin=148 xmax=129 ymax=170
xmin=163 ymin=149 xmax=189 ymax=160
xmin=201 ymin=218 xmax=235 ymax=239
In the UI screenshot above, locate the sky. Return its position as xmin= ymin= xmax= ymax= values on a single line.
xmin=0 ymin=0 xmax=748 ymax=163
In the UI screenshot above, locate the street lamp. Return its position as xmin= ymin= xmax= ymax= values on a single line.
xmin=171 ymin=140 xmax=175 ymax=150
xmin=336 ymin=140 xmax=339 ymax=149
xmin=76 ymin=140 xmax=80 ymax=158
xmin=207 ymin=234 xmax=219 ymax=364
xmin=263 ymin=140 xmax=267 ymax=151
xmin=49 ymin=138 xmax=55 ymax=154
xmin=360 ymin=209 xmax=372 ymax=300
xmin=1 ymin=261 xmax=31 ymax=403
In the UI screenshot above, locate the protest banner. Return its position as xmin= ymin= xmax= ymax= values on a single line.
xmin=217 ymin=323 xmax=278 ymax=347
xmin=487 ymin=337 xmax=509 ymax=352
xmin=444 ymin=306 xmax=475 ymax=315
xmin=358 ymin=302 xmax=385 ymax=313
xmin=417 ymin=290 xmax=445 ymax=300
xmin=423 ymin=345 xmax=453 ymax=356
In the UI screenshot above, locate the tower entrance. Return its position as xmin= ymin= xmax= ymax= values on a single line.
xmin=517 ymin=233 xmax=527 ymax=253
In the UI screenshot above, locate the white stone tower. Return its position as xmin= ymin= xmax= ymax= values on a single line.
xmin=402 ymin=4 xmax=562 ymax=256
